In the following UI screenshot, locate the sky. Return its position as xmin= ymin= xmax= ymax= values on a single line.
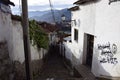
xmin=10 ymin=0 xmax=76 ymax=14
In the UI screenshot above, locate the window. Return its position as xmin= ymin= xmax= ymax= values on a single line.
xmin=74 ymin=29 xmax=78 ymax=42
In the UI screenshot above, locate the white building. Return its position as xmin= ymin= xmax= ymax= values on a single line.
xmin=63 ymin=0 xmax=120 ymax=79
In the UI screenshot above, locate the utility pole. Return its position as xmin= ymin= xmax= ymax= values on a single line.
xmin=21 ymin=0 xmax=33 ymax=80
xmin=49 ymin=0 xmax=56 ymax=23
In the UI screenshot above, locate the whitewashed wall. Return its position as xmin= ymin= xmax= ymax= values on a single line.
xmin=0 ymin=10 xmax=46 ymax=63
xmin=92 ymin=0 xmax=120 ymax=78
xmin=0 ymin=11 xmax=15 ymax=62
xmin=11 ymin=20 xmax=25 ymax=62
xmin=67 ymin=4 xmax=96 ymax=66
xmin=48 ymin=32 xmax=58 ymax=45
xmin=70 ymin=10 xmax=83 ymax=65
xmin=64 ymin=0 xmax=120 ymax=78
xmin=63 ymin=42 xmax=72 ymax=61
xmin=0 ymin=11 xmax=6 ymax=41
xmin=11 ymin=20 xmax=45 ymax=63
xmin=11 ymin=20 xmax=43 ymax=62
xmin=0 ymin=11 xmax=11 ymax=41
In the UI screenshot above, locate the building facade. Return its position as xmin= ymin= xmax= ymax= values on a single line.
xmin=63 ymin=0 xmax=120 ymax=79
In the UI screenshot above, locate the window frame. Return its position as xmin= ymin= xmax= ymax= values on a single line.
xmin=74 ymin=29 xmax=78 ymax=42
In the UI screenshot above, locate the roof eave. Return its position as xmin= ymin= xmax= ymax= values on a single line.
xmin=68 ymin=6 xmax=80 ymax=11
xmin=73 ymin=0 xmax=100 ymax=5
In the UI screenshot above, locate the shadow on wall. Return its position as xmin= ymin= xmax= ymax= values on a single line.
xmin=60 ymin=44 xmax=82 ymax=78
xmin=63 ymin=44 xmax=82 ymax=66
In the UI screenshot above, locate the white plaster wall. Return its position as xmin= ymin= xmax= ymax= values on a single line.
xmin=49 ymin=32 xmax=57 ymax=45
xmin=11 ymin=20 xmax=46 ymax=63
xmin=0 ymin=10 xmax=45 ymax=63
xmin=78 ymin=4 xmax=95 ymax=53
xmin=63 ymin=40 xmax=83 ymax=66
xmin=69 ymin=0 xmax=120 ymax=78
xmin=71 ymin=10 xmax=83 ymax=65
xmin=0 ymin=10 xmax=14 ymax=62
xmin=0 ymin=10 xmax=10 ymax=40
xmin=31 ymin=45 xmax=41 ymax=60
xmin=92 ymin=0 xmax=120 ymax=78
xmin=0 ymin=11 xmax=5 ymax=41
xmin=11 ymin=20 xmax=25 ymax=62
xmin=69 ymin=4 xmax=96 ymax=66
xmin=71 ymin=10 xmax=80 ymax=45
xmin=64 ymin=42 xmax=72 ymax=61
xmin=79 ymin=4 xmax=95 ymax=35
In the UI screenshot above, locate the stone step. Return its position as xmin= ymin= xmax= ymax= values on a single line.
xmin=36 ymin=45 xmax=83 ymax=80
xmin=74 ymin=65 xmax=96 ymax=80
xmin=36 ymin=78 xmax=84 ymax=80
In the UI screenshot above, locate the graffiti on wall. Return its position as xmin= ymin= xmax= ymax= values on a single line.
xmin=98 ymin=42 xmax=118 ymax=64
xmin=109 ymin=0 xmax=120 ymax=5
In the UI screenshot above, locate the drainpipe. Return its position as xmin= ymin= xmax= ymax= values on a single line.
xmin=21 ymin=0 xmax=33 ymax=80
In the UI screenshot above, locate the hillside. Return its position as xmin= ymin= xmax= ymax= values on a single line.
xmin=29 ymin=9 xmax=71 ymax=23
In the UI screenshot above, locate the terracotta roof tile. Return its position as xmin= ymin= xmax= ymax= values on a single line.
xmin=38 ymin=22 xmax=58 ymax=33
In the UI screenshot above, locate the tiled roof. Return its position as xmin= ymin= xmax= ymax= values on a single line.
xmin=38 ymin=22 xmax=58 ymax=33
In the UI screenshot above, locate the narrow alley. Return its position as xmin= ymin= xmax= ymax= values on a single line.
xmin=1 ymin=0 xmax=120 ymax=80
xmin=36 ymin=45 xmax=82 ymax=80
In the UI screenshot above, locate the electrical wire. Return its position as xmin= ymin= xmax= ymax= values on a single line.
xmin=48 ymin=0 xmax=56 ymax=24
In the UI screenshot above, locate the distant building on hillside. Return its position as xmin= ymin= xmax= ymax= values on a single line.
xmin=38 ymin=22 xmax=59 ymax=45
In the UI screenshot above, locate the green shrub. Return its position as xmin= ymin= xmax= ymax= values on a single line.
xmin=29 ymin=20 xmax=49 ymax=49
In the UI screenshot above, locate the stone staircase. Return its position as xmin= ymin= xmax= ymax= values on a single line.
xmin=36 ymin=45 xmax=83 ymax=80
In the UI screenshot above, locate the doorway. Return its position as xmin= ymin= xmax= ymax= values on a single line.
xmin=83 ymin=33 xmax=94 ymax=68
